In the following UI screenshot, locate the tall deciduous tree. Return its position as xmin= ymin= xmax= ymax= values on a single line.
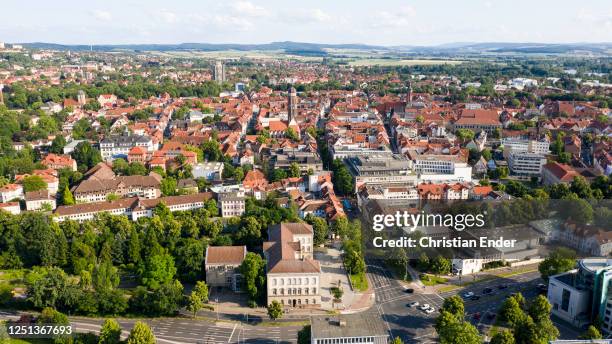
xmin=539 ymin=248 xmax=576 ymax=281
xmin=22 ymin=175 xmax=47 ymax=192
xmin=442 ymin=295 xmax=465 ymax=320
xmin=239 ymin=252 xmax=266 ymax=303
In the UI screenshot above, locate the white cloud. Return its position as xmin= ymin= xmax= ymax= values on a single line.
xmin=231 ymin=1 xmax=268 ymax=18
xmin=372 ymin=6 xmax=417 ymax=28
xmin=154 ymin=9 xmax=178 ymax=24
xmin=92 ymin=10 xmax=112 ymax=22
xmin=279 ymin=8 xmax=332 ymax=24
xmin=189 ymin=13 xmax=254 ymax=31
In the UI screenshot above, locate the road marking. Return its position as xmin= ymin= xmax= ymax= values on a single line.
xmin=228 ymin=324 xmax=237 ymax=343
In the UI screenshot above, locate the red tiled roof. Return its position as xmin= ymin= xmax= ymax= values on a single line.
xmin=205 ymin=246 xmax=246 ymax=265
xmin=543 ymin=162 xmax=579 ymax=182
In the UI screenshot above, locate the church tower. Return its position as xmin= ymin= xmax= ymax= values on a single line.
xmin=407 ymin=80 xmax=413 ymax=103
xmin=77 ymin=90 xmax=86 ymax=105
xmin=288 ymin=85 xmax=297 ymax=124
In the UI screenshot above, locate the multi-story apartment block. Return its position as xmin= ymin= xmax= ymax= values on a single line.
xmin=406 ymin=149 xmax=473 ymax=183
xmin=501 ymin=137 xmax=550 ymax=158
xmin=53 ymin=193 xmax=214 ymax=222
xmin=205 ymin=246 xmax=247 ymax=292
xmin=72 ymin=175 xmax=161 ymax=203
xmin=99 ymin=134 xmax=156 ymax=161
xmin=218 ymin=190 xmax=246 ymax=217
xmin=264 ymin=223 xmax=321 ymax=308
xmin=271 ymin=150 xmax=324 ymax=174
xmin=507 ymin=152 xmax=547 ymax=177
xmin=347 ymin=154 xmax=416 ymax=193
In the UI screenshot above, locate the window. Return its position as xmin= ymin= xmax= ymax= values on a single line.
xmin=561 ymin=289 xmax=571 ymax=312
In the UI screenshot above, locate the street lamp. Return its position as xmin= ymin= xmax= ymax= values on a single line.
xmin=215 ymin=298 xmax=219 ymax=320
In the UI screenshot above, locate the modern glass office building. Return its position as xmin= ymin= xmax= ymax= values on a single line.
xmin=548 ymin=258 xmax=612 ymax=333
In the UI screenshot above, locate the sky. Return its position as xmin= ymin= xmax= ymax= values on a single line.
xmin=1 ymin=0 xmax=611 ymax=46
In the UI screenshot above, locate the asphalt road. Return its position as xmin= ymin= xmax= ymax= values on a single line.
xmin=0 ymin=313 xmax=302 ymax=344
xmin=0 ymin=265 xmax=580 ymax=344
xmin=365 ymin=260 xmax=574 ymax=343
xmin=366 ymin=259 xmax=443 ymax=343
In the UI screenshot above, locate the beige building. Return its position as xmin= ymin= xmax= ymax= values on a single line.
xmin=25 ymin=190 xmax=56 ymax=211
xmin=72 ymin=175 xmax=161 ymax=203
xmin=217 ymin=190 xmax=246 ymax=217
xmin=205 ymin=246 xmax=247 ymax=291
xmin=264 ymin=223 xmax=321 ymax=308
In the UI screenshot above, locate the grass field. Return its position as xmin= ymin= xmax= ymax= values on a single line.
xmin=150 ymin=50 xmax=324 ymax=62
xmin=348 ymin=58 xmax=463 ymax=66
xmin=420 ymin=274 xmax=448 ymax=286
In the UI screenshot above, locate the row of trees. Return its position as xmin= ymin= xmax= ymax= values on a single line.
xmin=4 ymin=79 xmax=223 ymax=110
xmin=495 ymin=293 xmax=559 ymax=344
xmin=435 ymin=293 xmax=560 ymax=344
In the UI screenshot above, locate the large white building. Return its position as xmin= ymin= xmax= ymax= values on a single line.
xmin=264 ymin=223 xmax=321 ymax=308
xmin=53 ymin=193 xmax=214 ymax=222
xmin=347 ymin=154 xmax=417 ymax=193
xmin=99 ymin=134 xmax=156 ymax=161
xmin=502 ymin=138 xmax=550 ymax=158
xmin=507 ymin=152 xmax=547 ymax=177
xmin=406 ymin=149 xmax=473 ymax=183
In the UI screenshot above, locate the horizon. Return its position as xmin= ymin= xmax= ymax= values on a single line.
xmin=9 ymin=40 xmax=612 ymax=47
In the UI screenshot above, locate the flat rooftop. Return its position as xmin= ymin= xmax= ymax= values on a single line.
xmin=311 ymin=313 xmax=389 ymax=339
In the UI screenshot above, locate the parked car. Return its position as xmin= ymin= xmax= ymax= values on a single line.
xmin=408 ymin=301 xmax=419 ymax=308
xmin=497 ymin=284 xmax=508 ymax=290
xmin=482 ymin=287 xmax=494 ymax=295
xmin=404 ymin=288 xmax=414 ymax=293
xmin=425 ymin=307 xmax=435 ymax=314
xmin=419 ymin=304 xmax=430 ymax=311
xmin=473 ymin=312 xmax=481 ymax=320
xmin=469 ymin=295 xmax=480 ymax=301
xmin=463 ymin=292 xmax=475 ymax=298
xmin=487 ymin=313 xmax=496 ymax=320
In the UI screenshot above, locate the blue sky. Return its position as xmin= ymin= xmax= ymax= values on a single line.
xmin=1 ymin=0 xmax=611 ymax=45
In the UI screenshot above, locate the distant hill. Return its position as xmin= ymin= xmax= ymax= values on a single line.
xmin=21 ymin=41 xmax=387 ymax=53
xmin=19 ymin=41 xmax=612 ymax=55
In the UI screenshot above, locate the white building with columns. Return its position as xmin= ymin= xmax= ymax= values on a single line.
xmin=264 ymin=223 xmax=321 ymax=308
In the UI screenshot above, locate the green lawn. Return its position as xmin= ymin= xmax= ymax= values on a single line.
xmin=420 ymin=274 xmax=448 ymax=286
xmin=349 ymin=272 xmax=369 ymax=292
xmin=437 ymin=285 xmax=461 ymax=293
xmin=0 ymin=269 xmax=28 ymax=287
